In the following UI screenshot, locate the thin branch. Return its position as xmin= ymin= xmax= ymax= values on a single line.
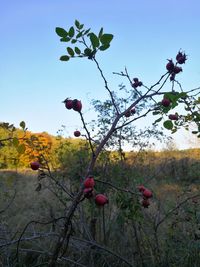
xmin=115 ymin=108 xmax=154 ymax=131
xmin=79 ymin=111 xmax=95 ymax=156
xmin=93 ymin=57 xmax=120 ymax=114
xmin=155 ymin=193 xmax=200 ymax=230
xmin=95 ymin=179 xmax=139 ymax=196
xmin=0 ymin=232 xmax=58 ymax=249
xmin=15 ymin=217 xmax=66 ymax=262
xmin=0 ymin=189 xmax=16 ymax=215
xmin=71 ymin=236 xmax=134 ymax=267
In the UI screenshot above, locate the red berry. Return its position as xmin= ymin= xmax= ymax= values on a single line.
xmin=132 ymin=82 xmax=138 ymax=88
xmin=138 ymin=185 xmax=146 ymax=192
xmin=177 ymin=56 xmax=186 ymax=64
xmin=63 ymin=99 xmax=73 ymax=109
xmin=74 ymin=130 xmax=81 ymax=137
xmin=166 ymin=60 xmax=175 ymax=73
xmin=162 ymin=98 xmax=171 ymax=107
xmin=176 ymin=51 xmax=187 ymax=64
xmin=173 ymin=66 xmax=182 ymax=74
xmin=95 ymin=194 xmax=108 ymax=206
xmin=132 ymin=79 xmax=142 ymax=88
xmin=138 ymin=81 xmax=143 ymax=87
xmin=142 ymin=189 xmax=153 ymax=198
xmin=125 ymin=108 xmax=136 ymax=117
xmin=142 ymin=198 xmax=150 ymax=208
xmin=72 ymin=99 xmax=82 ymax=112
xmin=131 ymin=108 xmax=136 ymax=114
xmin=84 ymin=177 xmax=95 ymax=188
xmin=168 ymin=114 xmax=178 ymax=120
xmin=170 ymin=73 xmax=176 ymax=81
xmin=83 ymin=187 xmax=93 ymax=199
xmin=30 ymin=161 xmax=40 ymax=171
xmin=125 ymin=110 xmax=131 ymax=117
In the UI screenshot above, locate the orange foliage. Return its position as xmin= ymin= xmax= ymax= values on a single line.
xmin=18 ymin=131 xmax=53 ymax=167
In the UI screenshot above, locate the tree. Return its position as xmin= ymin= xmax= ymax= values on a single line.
xmin=47 ymin=20 xmax=200 ymax=266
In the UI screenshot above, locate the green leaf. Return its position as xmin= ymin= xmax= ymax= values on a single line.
xmin=84 ymin=28 xmax=91 ymax=35
xmin=76 ymin=31 xmax=84 ymax=38
xmin=192 ymin=131 xmax=198 ymax=134
xmin=68 ymin=27 xmax=75 ymax=38
xmin=71 ymin=39 xmax=77 ymax=44
xmin=60 ymin=55 xmax=70 ymax=61
xmin=79 ymin=24 xmax=84 ymax=30
xmin=153 ymin=111 xmax=161 ymax=115
xmin=179 ymin=92 xmax=187 ymax=99
xmin=84 ymin=48 xmax=92 ymax=56
xmin=20 ymin=121 xmax=26 ymax=130
xmin=98 ymin=27 xmax=103 ymax=38
xmin=171 ymin=128 xmax=177 ymax=134
xmin=55 ymin=27 xmax=68 ymax=38
xmin=163 ymin=120 xmax=173 ymax=130
xmin=89 ymin=33 xmax=99 ymax=49
xmin=99 ymin=44 xmax=110 ymax=51
xmin=67 ymin=47 xmax=74 ymax=57
xmin=17 ymin=144 xmax=26 ymax=154
xmin=100 ymin=34 xmax=113 ymax=45
xmin=60 ymin=37 xmax=71 ymax=42
xmin=74 ymin=47 xmax=81 ymax=55
xmin=75 ymin=19 xmax=80 ymax=28
xmin=13 ymin=137 xmax=19 ymax=147
xmin=153 ymin=117 xmax=163 ymax=124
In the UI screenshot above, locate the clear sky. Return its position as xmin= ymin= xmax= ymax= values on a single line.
xmin=1 ymin=0 xmax=200 ymax=150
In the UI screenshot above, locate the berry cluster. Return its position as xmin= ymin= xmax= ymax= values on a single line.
xmin=132 ymin=78 xmax=143 ymax=88
xmin=161 ymin=98 xmax=179 ymax=121
xmin=166 ymin=51 xmax=187 ymax=81
xmin=83 ymin=176 xmax=109 ymax=206
xmin=125 ymin=107 xmax=136 ymax=118
xmin=63 ymin=98 xmax=82 ymax=138
xmin=63 ymin=98 xmax=82 ymax=112
xmin=138 ymin=185 xmax=153 ymax=208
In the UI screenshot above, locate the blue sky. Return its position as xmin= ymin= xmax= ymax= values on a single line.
xmin=1 ymin=0 xmax=200 ymax=150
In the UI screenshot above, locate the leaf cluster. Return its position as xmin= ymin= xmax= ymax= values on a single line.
xmin=56 ymin=20 xmax=114 ymax=61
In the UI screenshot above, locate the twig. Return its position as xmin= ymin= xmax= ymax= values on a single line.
xmin=71 ymin=236 xmax=134 ymax=267
xmin=0 ymin=189 xmax=16 ymax=215
xmin=155 ymin=193 xmax=200 ymax=230
xmin=93 ymin=58 xmax=120 ymax=114
xmin=79 ymin=111 xmax=95 ymax=157
xmin=15 ymin=217 xmax=66 ymax=262
xmin=95 ymin=179 xmax=139 ymax=196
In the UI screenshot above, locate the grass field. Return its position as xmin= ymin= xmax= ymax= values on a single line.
xmin=0 ymin=152 xmax=200 ymax=267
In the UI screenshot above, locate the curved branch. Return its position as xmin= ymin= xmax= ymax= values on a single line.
xmin=93 ymin=58 xmax=120 ymax=114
